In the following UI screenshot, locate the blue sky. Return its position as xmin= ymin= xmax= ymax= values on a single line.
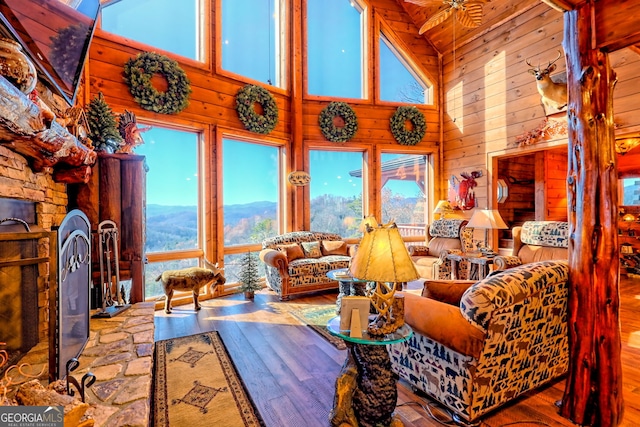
xmin=101 ymin=0 xmax=423 ymax=206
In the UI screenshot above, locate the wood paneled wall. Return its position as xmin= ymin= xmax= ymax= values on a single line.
xmin=441 ymin=0 xmax=640 ymax=218
xmin=87 ymin=0 xmax=441 ymax=261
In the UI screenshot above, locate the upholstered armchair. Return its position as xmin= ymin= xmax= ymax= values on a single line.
xmin=493 ymin=221 xmax=568 ymax=272
xmin=408 ymin=218 xmax=474 ymax=280
xmin=388 ymin=260 xmax=569 ymax=423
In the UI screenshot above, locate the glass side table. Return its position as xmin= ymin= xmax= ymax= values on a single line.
xmin=326 ymin=316 xmax=413 ymax=427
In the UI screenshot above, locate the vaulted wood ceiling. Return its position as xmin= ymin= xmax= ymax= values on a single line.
xmin=393 ymin=0 xmax=640 ymax=54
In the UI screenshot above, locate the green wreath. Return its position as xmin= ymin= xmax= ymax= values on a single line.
xmin=123 ymin=52 xmax=191 ymax=115
xmin=235 ymin=84 xmax=279 ymax=134
xmin=390 ymin=106 xmax=426 ymax=146
xmin=319 ymin=102 xmax=358 ymax=143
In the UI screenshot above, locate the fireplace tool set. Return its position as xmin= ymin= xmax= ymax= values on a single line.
xmin=92 ymin=220 xmax=130 ymax=318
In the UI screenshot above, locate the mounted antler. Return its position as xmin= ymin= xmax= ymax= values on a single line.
xmin=526 ymin=49 xmax=567 ymax=111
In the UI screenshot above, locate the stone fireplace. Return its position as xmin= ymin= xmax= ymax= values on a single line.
xmin=0 ymin=145 xmax=69 ymax=380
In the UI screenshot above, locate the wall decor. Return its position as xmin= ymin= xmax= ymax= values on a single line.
xmin=235 ymin=84 xmax=279 ymax=134
xmin=390 ymin=105 xmax=426 ymax=146
xmin=448 ymin=170 xmax=482 ymax=210
xmin=123 ymin=52 xmax=191 ymax=115
xmin=288 ymin=171 xmax=311 ymax=186
xmin=318 ymin=102 xmax=358 ymax=143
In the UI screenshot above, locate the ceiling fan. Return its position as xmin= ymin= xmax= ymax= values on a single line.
xmin=405 ymin=0 xmax=488 ymax=35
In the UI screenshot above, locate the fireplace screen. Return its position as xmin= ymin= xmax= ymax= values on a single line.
xmin=52 ymin=209 xmax=91 ymax=380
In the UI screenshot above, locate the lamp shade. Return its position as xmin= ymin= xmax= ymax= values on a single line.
xmin=621 ymin=243 xmax=634 ymax=255
xmin=349 ymin=222 xmax=418 ymax=283
xmin=467 ymin=209 xmax=508 ymax=230
xmin=622 ymin=213 xmax=636 ymax=222
xmin=433 ymin=200 xmax=453 ymax=216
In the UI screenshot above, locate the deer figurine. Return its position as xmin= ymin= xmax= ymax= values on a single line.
xmin=526 ymin=50 xmax=568 ymax=111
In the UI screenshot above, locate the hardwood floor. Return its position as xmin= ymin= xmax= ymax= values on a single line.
xmin=154 ymin=276 xmax=640 ymax=427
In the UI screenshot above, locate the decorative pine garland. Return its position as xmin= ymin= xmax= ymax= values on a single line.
xmin=390 ymin=106 xmax=426 ymax=146
xmin=235 ymin=84 xmax=279 ymax=134
xmin=318 ymin=102 xmax=358 ymax=143
xmin=123 ymin=52 xmax=191 ymax=115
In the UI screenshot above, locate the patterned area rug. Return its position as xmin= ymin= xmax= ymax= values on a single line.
xmin=289 ymin=304 xmax=346 ymax=350
xmin=153 ymin=331 xmax=263 ymax=427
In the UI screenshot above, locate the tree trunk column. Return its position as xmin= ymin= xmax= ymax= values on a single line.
xmin=560 ymin=4 xmax=623 ymax=426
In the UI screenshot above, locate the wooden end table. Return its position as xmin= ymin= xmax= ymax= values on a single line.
xmin=326 ymin=316 xmax=413 ymax=427
xmin=446 ymin=252 xmax=495 ymax=280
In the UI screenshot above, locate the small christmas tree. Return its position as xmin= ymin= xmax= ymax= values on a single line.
xmin=86 ymin=92 xmax=123 ymax=153
xmin=237 ymin=252 xmax=262 ymax=296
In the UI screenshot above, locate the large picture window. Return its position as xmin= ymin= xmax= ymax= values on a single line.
xmin=309 ymin=150 xmax=363 ymax=237
xmin=380 ymin=153 xmax=429 ymax=237
xmin=306 ymin=0 xmax=365 ymax=99
xmin=136 ymin=127 xmax=201 ymax=299
xmin=222 ymin=138 xmax=281 ymax=281
xmin=221 ymin=0 xmax=285 ymax=87
xmin=101 ymin=0 xmax=202 ymax=61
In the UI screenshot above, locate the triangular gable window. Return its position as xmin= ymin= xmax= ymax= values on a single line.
xmin=379 ymin=32 xmax=432 ymax=105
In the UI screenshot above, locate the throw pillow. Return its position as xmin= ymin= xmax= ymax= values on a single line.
xmin=422 ymin=280 xmax=475 ymax=306
xmin=301 ymin=241 xmax=323 ymax=258
xmin=277 ymin=243 xmax=305 ymax=261
xmin=321 ymin=240 xmax=349 ymax=256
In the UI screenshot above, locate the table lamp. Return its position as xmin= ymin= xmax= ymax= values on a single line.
xmin=349 ymin=219 xmax=418 ymax=335
xmin=467 ymin=208 xmax=508 ymax=255
xmin=433 ymin=200 xmax=454 ymax=219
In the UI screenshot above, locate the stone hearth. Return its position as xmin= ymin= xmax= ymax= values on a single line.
xmin=76 ymin=302 xmax=155 ymax=427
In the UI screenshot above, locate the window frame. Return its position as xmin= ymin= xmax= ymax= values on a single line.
xmin=215 ymin=0 xmax=289 ymax=93
xmin=216 ymin=129 xmax=288 ymax=289
xmin=303 ymin=141 xmax=372 ymax=236
xmin=375 ymin=17 xmax=436 ymax=107
xmin=139 ymin=121 xmax=206 ymax=305
xmin=302 ymin=0 xmax=370 ymax=102
xmin=99 ymin=0 xmax=210 ymax=69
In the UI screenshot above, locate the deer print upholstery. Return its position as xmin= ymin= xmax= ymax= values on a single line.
xmin=409 ymin=218 xmax=474 ymax=280
xmin=388 ymin=260 xmax=569 ymax=423
xmin=493 ymin=221 xmax=568 ymax=272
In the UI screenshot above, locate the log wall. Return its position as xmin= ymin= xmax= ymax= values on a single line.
xmin=441 ymin=1 xmax=640 ymax=227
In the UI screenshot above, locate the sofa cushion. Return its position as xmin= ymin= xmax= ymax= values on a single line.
xmin=428 ymin=236 xmax=462 ymax=257
xmin=518 ymin=245 xmax=568 ymax=265
xmin=429 ymin=218 xmax=467 ymax=238
xmin=301 ymin=241 xmax=322 ymax=258
xmin=423 ymin=279 xmax=475 ymax=306
xmin=321 ymin=240 xmax=349 ymax=256
xmin=520 ymin=221 xmax=569 ymax=248
xmin=278 ymin=243 xmax=305 ymax=261
xmin=288 ymin=255 xmax=350 ymax=277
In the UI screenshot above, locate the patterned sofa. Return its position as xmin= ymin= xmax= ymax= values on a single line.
xmin=493 ymin=221 xmax=568 ymax=272
xmin=259 ymin=231 xmax=353 ymax=300
xmin=408 ymin=219 xmax=474 ymax=280
xmin=388 ymin=260 xmax=569 ymax=423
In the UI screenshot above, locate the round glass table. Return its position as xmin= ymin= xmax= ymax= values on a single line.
xmin=326 ymin=316 xmax=413 ymax=427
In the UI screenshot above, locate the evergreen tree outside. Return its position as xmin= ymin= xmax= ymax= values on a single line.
xmin=237 ymin=251 xmax=262 ymax=293
xmin=86 ymin=92 xmax=123 ymax=152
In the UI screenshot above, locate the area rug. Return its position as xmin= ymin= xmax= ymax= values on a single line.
xmin=289 ymin=304 xmax=347 ymax=350
xmin=153 ymin=331 xmax=263 ymax=427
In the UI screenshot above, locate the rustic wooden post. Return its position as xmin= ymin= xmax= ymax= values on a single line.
xmin=560 ymin=4 xmax=624 ymax=426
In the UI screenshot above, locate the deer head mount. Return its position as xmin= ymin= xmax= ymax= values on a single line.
xmin=405 ymin=0 xmax=488 ymax=35
xmin=526 ymin=50 xmax=568 ymax=112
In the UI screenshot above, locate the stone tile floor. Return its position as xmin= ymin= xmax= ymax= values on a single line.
xmin=3 ymin=302 xmax=156 ymax=427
